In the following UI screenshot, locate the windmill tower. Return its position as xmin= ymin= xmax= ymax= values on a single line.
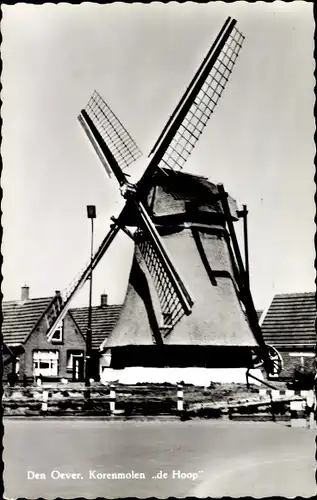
xmin=46 ymin=18 xmax=282 ymax=384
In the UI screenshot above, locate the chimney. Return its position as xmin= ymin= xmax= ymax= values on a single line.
xmin=100 ymin=294 xmax=108 ymax=308
xmin=21 ymin=285 xmax=30 ymax=302
xmin=55 ymin=290 xmax=61 ymax=297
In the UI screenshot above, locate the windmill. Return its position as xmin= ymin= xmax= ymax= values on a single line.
xmin=46 ymin=17 xmax=282 ymax=379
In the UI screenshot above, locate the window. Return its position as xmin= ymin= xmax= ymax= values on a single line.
xmin=33 ymin=350 xmax=59 ymax=377
xmin=289 ymin=352 xmax=315 ymax=371
xmin=289 ymin=352 xmax=314 ymax=365
xmin=101 ymin=351 xmax=112 ymax=368
xmin=51 ymin=322 xmax=63 ymax=344
xmin=289 ymin=352 xmax=314 ymax=358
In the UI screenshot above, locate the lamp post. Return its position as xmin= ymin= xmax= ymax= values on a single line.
xmin=85 ymin=205 xmax=96 ymax=396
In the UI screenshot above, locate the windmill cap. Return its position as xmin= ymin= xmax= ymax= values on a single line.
xmin=150 ymin=169 xmax=238 ymax=220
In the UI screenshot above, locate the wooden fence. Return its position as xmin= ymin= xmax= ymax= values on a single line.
xmin=2 ymin=384 xmax=315 ymax=427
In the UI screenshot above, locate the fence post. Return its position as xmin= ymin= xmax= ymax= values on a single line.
xmin=109 ymin=384 xmax=116 ymax=413
xmin=306 ymin=390 xmax=315 ymax=429
xmin=177 ymin=383 xmax=184 ymax=412
xmin=269 ymin=393 xmax=276 ymax=422
xmin=42 ymin=390 xmax=49 ymax=412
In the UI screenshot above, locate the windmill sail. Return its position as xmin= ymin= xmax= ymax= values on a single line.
xmin=157 ymin=25 xmax=244 ymax=172
xmin=135 ymin=201 xmax=194 ymax=328
xmin=78 ymin=112 xmax=113 ymax=178
xmin=46 ymin=224 xmax=120 ymax=341
xmin=136 ymin=17 xmax=244 ymax=197
xmin=78 ymin=90 xmax=142 ymax=179
xmin=137 ymin=235 xmax=187 ymax=330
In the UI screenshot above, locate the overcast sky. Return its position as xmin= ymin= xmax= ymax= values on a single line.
xmin=2 ymin=2 xmax=315 ymax=310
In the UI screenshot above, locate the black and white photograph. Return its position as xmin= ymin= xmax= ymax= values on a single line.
xmin=1 ymin=2 xmax=316 ymax=498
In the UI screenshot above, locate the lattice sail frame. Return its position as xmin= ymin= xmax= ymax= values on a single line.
xmin=136 ymin=231 xmax=186 ymax=332
xmin=157 ymin=26 xmax=244 ymax=172
xmin=131 ymin=198 xmax=194 ymax=333
xmin=83 ymin=90 xmax=142 ymax=173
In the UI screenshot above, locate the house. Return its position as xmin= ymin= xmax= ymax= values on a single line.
xmin=70 ymin=294 xmax=121 ymax=380
xmin=260 ymin=292 xmax=316 ymax=381
xmin=2 ymin=286 xmax=87 ymax=383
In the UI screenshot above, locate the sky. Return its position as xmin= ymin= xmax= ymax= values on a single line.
xmin=1 ymin=2 xmax=315 ymax=311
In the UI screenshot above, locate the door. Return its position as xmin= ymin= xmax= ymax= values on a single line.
xmin=72 ymin=355 xmax=84 ymax=381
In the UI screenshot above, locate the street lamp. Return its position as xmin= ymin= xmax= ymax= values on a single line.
xmin=85 ymin=205 xmax=96 ymax=395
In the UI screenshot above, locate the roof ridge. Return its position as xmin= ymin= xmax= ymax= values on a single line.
xmin=273 ymin=291 xmax=315 ymax=297
xmin=70 ymin=304 xmax=122 ymax=311
xmin=3 ymin=296 xmax=55 ymax=305
xmin=160 ymin=168 xmax=208 ymax=181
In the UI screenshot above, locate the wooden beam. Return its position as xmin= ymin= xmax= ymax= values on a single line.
xmin=217 ymin=184 xmax=268 ymax=358
xmin=237 ymin=204 xmax=250 ymax=288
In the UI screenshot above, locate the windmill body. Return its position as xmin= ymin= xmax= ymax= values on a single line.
xmin=102 ymin=169 xmax=258 ymax=374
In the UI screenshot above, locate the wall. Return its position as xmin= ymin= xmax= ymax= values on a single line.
xmin=3 ymin=361 xmax=15 ymax=379
xmin=277 ymin=348 xmax=315 ymax=380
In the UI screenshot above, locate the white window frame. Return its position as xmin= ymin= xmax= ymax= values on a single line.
xmin=51 ymin=321 xmax=63 ymax=343
xmin=289 ymin=352 xmax=315 ymax=358
xmin=33 ymin=350 xmax=59 ymax=377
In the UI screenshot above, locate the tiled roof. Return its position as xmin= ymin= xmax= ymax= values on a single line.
xmin=70 ymin=305 xmax=121 ymax=350
xmin=2 ymin=297 xmax=54 ymax=346
xmin=261 ymin=292 xmax=316 ymax=347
